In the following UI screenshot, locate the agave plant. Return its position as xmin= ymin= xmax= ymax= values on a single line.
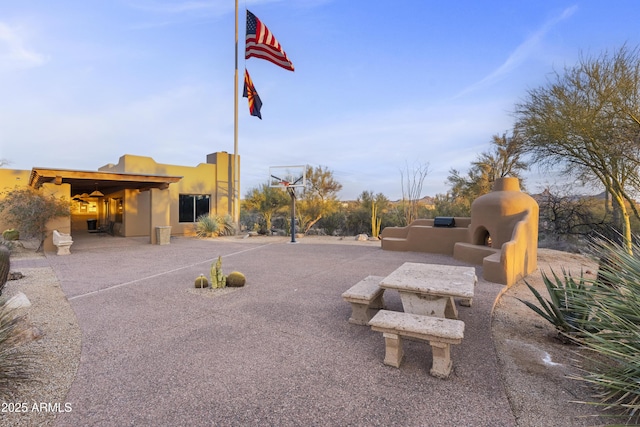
xmin=567 ymin=239 xmax=640 ymax=423
xmin=518 ymin=268 xmax=592 ymax=341
xmin=195 ymin=214 xmax=235 ymax=238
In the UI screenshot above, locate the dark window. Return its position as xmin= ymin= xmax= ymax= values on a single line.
xmin=179 ymin=194 xmax=210 ymax=222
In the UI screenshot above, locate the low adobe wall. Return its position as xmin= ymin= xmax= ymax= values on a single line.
xmin=380 ymin=217 xmax=471 ymax=255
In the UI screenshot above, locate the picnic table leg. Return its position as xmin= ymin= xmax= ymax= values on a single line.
xmin=429 ymin=341 xmax=453 ymax=379
xmin=382 ymin=332 xmax=403 ymax=368
xmin=444 ymin=296 xmax=459 ymax=319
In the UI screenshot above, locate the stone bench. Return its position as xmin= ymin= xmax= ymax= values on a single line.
xmin=368 ymin=310 xmax=465 ymax=379
xmin=341 ymin=276 xmax=385 ymax=325
xmin=52 ymin=230 xmax=73 ymax=255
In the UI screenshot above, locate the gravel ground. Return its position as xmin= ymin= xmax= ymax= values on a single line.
xmin=0 ymin=242 xmax=81 ymax=427
xmin=491 ymin=249 xmax=617 ymax=426
xmin=0 ymin=237 xmax=623 ymax=426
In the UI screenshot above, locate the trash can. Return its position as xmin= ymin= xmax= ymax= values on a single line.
xmin=87 ymin=219 xmax=97 ymax=231
xmin=156 ymin=226 xmax=171 ymax=245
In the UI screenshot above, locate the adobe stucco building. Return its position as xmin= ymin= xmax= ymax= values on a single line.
xmin=0 ymin=152 xmax=238 ymax=251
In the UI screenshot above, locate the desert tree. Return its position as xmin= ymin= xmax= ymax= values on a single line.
xmin=297 ymin=165 xmax=342 ymax=233
xmin=242 ymin=183 xmax=289 ymax=233
xmin=515 ymin=44 xmax=640 ymax=253
xmin=442 ymin=130 xmax=528 ymax=216
xmin=537 ymin=183 xmax=613 ymax=248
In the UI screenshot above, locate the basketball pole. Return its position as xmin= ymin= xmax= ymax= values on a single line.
xmin=288 ymin=186 xmax=297 ymax=243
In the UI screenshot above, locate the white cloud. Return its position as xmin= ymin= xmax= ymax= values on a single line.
xmin=0 ymin=22 xmax=48 ymax=70
xmin=455 ymin=5 xmax=578 ymax=97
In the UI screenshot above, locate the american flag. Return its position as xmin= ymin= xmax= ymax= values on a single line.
xmin=245 ymin=10 xmax=294 ymax=72
xmin=243 ymin=69 xmax=263 ymax=119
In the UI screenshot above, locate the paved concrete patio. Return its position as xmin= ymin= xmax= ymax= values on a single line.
xmin=41 ymin=233 xmax=515 ymax=426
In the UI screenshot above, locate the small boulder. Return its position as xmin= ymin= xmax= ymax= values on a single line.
xmin=9 ymin=271 xmax=24 ymax=281
xmin=5 ymin=292 xmax=31 ymax=310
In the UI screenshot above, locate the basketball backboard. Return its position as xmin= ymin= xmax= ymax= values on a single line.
xmin=269 ymin=165 xmax=306 ymax=189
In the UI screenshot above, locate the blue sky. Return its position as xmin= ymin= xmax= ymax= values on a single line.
xmin=0 ymin=1 xmax=638 ymax=200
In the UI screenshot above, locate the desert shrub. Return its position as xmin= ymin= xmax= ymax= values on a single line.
xmin=317 ymin=211 xmax=346 ymax=236
xmin=0 ymin=187 xmax=70 ymax=252
xmin=2 ymin=229 xmax=19 ymax=241
xmin=0 ymin=300 xmax=34 ymax=397
xmin=195 ymin=214 xmax=235 ymax=238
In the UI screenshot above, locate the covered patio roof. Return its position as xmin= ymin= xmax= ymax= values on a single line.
xmin=29 ymin=168 xmax=183 ymax=196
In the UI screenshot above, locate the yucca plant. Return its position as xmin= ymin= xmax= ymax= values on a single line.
xmin=0 ymin=246 xmax=9 ymax=296
xmin=0 ymin=299 xmax=34 ymax=397
xmin=195 ymin=214 xmax=235 ymax=238
xmin=518 ymin=268 xmax=592 ymax=341
xmin=567 ymin=239 xmax=640 ymax=423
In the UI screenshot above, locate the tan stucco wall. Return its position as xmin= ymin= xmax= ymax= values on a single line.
xmin=2 ymin=151 xmax=237 ymax=247
xmin=0 ymin=169 xmax=32 ymax=232
xmin=380 ymin=217 xmax=472 ymax=254
xmin=42 ymin=182 xmax=71 ymax=253
xmin=99 ymin=152 xmax=238 ymax=238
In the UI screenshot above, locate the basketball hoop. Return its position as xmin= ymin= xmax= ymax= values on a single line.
xmin=269 ymin=166 xmax=307 ymax=243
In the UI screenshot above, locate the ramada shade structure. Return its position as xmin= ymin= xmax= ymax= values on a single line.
xmin=29 ymin=168 xmax=183 ymax=196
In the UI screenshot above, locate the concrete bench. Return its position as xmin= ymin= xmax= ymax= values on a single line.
xmin=341 ymin=276 xmax=385 ymax=325
xmin=52 ymin=230 xmax=73 ymax=255
xmin=368 ymin=310 xmax=465 ymax=379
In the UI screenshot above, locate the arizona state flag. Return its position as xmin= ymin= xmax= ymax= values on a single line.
xmin=243 ymin=69 xmax=262 ymax=119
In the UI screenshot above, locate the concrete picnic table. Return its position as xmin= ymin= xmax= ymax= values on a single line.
xmin=378 ymin=262 xmax=477 ymax=319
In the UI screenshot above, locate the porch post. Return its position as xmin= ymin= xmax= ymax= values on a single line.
xmin=149 ymin=187 xmax=171 ymax=245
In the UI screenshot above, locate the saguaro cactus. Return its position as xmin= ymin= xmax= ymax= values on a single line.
xmin=0 ymin=245 xmax=10 ymax=295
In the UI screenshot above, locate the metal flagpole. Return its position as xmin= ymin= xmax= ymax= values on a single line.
xmin=233 ymin=0 xmax=240 ymax=229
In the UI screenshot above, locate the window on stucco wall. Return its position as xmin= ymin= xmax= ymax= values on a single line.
xmin=179 ymin=194 xmax=210 ymax=222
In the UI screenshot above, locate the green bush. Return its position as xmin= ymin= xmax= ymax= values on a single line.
xmin=195 ymin=214 xmax=235 ymax=238
xmin=2 ymin=229 xmax=19 ymax=241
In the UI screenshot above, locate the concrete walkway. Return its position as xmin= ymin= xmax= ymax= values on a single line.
xmin=44 ymin=233 xmax=515 ymax=427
